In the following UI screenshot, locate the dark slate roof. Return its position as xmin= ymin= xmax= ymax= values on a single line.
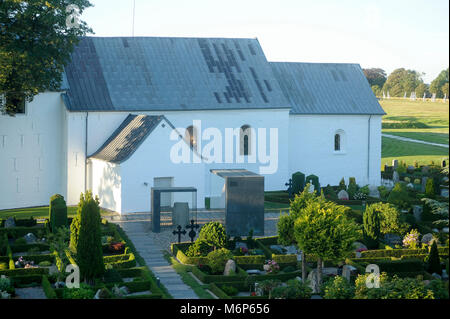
xmin=63 ymin=37 xmax=290 ymax=112
xmin=89 ymin=114 xmax=167 ymax=163
xmin=270 ymin=62 xmax=386 ymax=115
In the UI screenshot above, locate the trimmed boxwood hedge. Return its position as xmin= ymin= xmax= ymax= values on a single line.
xmin=11 ymin=274 xmax=44 ymax=286
xmin=191 ymin=265 xmax=247 ymax=284
xmin=10 ymin=243 xmax=50 ymax=253
xmin=0 ymin=266 xmax=49 ymax=276
xmin=209 ymin=283 xmax=232 ymax=299
xmin=42 ymin=275 xmax=57 ymax=299
xmin=171 ymin=242 xmax=208 ymax=265
xmin=13 ymin=254 xmax=55 ymax=264
xmin=104 ymin=253 xmax=136 ymax=269
xmin=0 ymin=226 xmax=45 ymax=239
xmin=361 ymin=246 xmax=449 ymax=259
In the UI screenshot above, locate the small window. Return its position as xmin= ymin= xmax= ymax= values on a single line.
xmin=240 ymin=125 xmax=252 ymax=156
xmin=185 ymin=125 xmax=197 ymax=150
xmin=334 ymin=134 xmax=341 ymax=151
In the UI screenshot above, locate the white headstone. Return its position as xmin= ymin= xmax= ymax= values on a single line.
xmin=223 ymin=259 xmax=236 ymax=276
xmin=337 ymin=190 xmax=349 ymax=200
xmin=431 ymin=93 xmax=436 ymax=102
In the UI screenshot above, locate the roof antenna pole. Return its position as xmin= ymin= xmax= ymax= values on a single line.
xmin=132 ymin=0 xmax=136 ymax=37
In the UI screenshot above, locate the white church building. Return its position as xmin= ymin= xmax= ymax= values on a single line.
xmin=0 ymin=37 xmax=385 ymax=214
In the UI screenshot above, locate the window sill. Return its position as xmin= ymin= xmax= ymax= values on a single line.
xmin=333 ymin=151 xmax=346 ymax=155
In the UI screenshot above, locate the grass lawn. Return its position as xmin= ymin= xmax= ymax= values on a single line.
xmin=380 ymin=98 xmax=449 ymax=127
xmin=264 ymin=201 xmax=290 ymax=210
xmin=0 ymin=206 xmax=114 ymax=219
xmin=380 ymin=99 xmax=449 ymax=168
xmin=381 ymin=136 xmax=448 ymax=169
xmin=383 ymin=129 xmax=449 ymax=145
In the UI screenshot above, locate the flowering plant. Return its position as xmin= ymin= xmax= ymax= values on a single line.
xmin=403 ymin=229 xmax=420 ymax=249
xmin=264 ymin=260 xmax=280 ymax=274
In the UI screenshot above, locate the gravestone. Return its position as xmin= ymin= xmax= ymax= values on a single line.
xmin=406 ymin=183 xmax=414 ymax=189
xmin=407 ymin=165 xmax=415 ymax=174
xmin=421 ymin=166 xmax=430 ymax=175
xmin=368 ymin=185 xmax=380 ymax=198
xmin=342 ymin=265 xmax=357 ymax=282
xmin=413 ymin=205 xmax=423 ymax=222
xmin=431 ymin=93 xmax=436 ymax=102
xmin=393 ymin=171 xmax=400 ymax=184
xmin=172 ymin=202 xmax=189 ymax=229
xmin=24 ymin=233 xmax=37 ymax=244
xmin=421 ymin=233 xmax=434 ymax=245
xmin=384 ymin=234 xmax=401 ymax=246
xmin=440 ymin=186 xmax=449 ymax=198
xmin=269 ymin=245 xmax=283 ymax=254
xmin=307 ymin=269 xmax=320 ymax=293
xmin=223 ymin=260 xmax=236 ymax=276
xmin=5 ymin=217 xmax=15 ymax=228
xmin=392 ymin=159 xmax=398 ymax=170
xmin=337 ymin=190 xmax=349 ymax=200
xmin=421 ymin=177 xmax=429 ymax=192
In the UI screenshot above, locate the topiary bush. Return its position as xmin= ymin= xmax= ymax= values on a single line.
xmin=292 ymin=172 xmax=305 ymax=195
xmin=338 ymin=178 xmax=347 ymax=191
xmin=427 ymin=241 xmax=441 ymax=275
xmin=363 ymin=207 xmax=381 ymax=249
xmin=185 ymin=239 xmax=213 ymax=257
xmin=366 ymin=202 xmax=408 ymax=235
xmin=49 ymin=194 xmax=68 ymax=233
xmin=347 ymin=178 xmax=358 ymax=200
xmin=70 ymin=191 xmax=104 ymax=282
xmin=206 ymin=248 xmax=233 ymax=274
xmin=425 ymin=179 xmax=436 ymax=199
xmin=198 ymin=222 xmax=227 ymax=250
xmin=323 ymin=184 xmax=338 ymax=201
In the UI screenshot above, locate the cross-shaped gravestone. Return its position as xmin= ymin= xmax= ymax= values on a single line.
xmin=172 ymin=225 xmax=186 ymax=244
xmin=285 ymin=178 xmax=293 ymax=198
xmin=186 ymin=219 xmax=200 ymax=242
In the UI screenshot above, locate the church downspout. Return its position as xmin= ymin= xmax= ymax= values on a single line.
xmin=367 ymin=115 xmax=372 ymax=184
xmin=85 ymin=112 xmax=89 ymax=192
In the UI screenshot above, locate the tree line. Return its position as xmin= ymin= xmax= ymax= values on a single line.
xmin=363 ymin=67 xmax=449 ymax=99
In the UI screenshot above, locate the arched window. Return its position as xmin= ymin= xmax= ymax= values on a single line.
xmin=185 ymin=125 xmax=197 ymax=150
xmin=334 ymin=133 xmax=341 ymax=151
xmin=240 ymin=125 xmax=251 ymax=156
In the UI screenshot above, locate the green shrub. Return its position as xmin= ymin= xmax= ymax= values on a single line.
xmin=14 ymin=217 xmax=37 ymax=227
xmin=42 ymin=276 xmax=57 ymax=299
xmin=207 ymin=248 xmax=233 ymax=274
xmin=185 ymin=239 xmax=212 ymax=257
xmin=198 ymin=222 xmax=227 ymax=250
xmin=291 ymin=172 xmax=305 ymax=195
xmin=62 ymin=284 xmax=95 ymax=299
xmin=323 ymin=276 xmax=355 ymax=299
xmin=427 ymin=241 xmax=441 ymax=275
xmin=366 ymin=202 xmax=408 ymax=235
xmin=323 ymin=184 xmax=338 ymax=201
xmin=14 ymin=237 xmax=27 ymax=246
xmin=38 ymin=261 xmax=52 ymax=267
xmin=347 ymin=178 xmax=358 ymax=200
xmin=339 ymin=178 xmax=347 ymax=191
xmin=427 ymin=280 xmax=449 ymax=299
xmin=70 ymin=191 xmax=104 ymax=281
xmin=425 ymin=179 xmax=436 ymax=198
xmin=49 ymin=194 xmax=68 ymax=232
xmin=277 ymin=214 xmax=295 ymax=246
xmin=378 ymin=186 xmax=390 ymax=200
xmin=220 ymin=285 xmax=238 ymax=296
xmin=271 ymin=279 xmax=312 ymax=299
xmin=363 ymin=206 xmax=381 ymax=249
xmin=387 ymin=183 xmax=413 ymax=210
xmin=282 ymin=266 xmax=296 ymax=273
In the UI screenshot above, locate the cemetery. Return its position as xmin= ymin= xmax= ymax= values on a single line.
xmin=0 ymin=192 xmax=168 ymax=299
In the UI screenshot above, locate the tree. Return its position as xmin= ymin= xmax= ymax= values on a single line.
xmin=278 ymin=184 xmax=318 ymax=282
xmin=363 ymin=207 xmax=381 ymax=249
xmin=427 ymin=241 xmax=441 ymax=275
xmin=382 ymin=68 xmax=424 ymax=97
xmin=366 ymin=202 xmax=408 ymax=235
xmin=70 ymin=191 xmax=104 ymax=282
xmin=429 ymin=68 xmax=449 ymax=98
xmin=415 ymin=83 xmax=429 ymax=99
xmin=421 ymin=198 xmax=449 ymax=228
xmin=363 ymin=68 xmax=387 ymax=88
xmin=442 ymin=82 xmax=449 ymax=98
xmin=293 ymin=197 xmax=359 ymax=290
xmin=198 ymin=222 xmax=227 ymax=250
xmin=0 ymin=0 xmax=93 ymax=115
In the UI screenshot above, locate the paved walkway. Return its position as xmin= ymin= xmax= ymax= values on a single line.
xmin=112 ymin=218 xmax=198 ymax=299
xmin=382 ymin=133 xmax=449 ymax=148
xmin=14 ymin=287 xmax=46 ymax=299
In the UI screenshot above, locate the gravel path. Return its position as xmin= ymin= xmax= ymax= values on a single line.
xmin=14 ymin=287 xmax=46 ymax=299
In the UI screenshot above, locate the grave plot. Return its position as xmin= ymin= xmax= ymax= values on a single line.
xmin=0 ymin=193 xmax=168 ymax=299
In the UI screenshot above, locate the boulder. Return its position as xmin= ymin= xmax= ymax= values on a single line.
xmin=420 ymin=233 xmax=434 ymax=245
xmin=223 ymin=259 xmax=236 ymax=276
xmin=4 ymin=217 xmax=15 ymax=228
xmin=24 ymin=233 xmax=37 ymax=244
xmin=337 ymin=190 xmax=349 ymax=200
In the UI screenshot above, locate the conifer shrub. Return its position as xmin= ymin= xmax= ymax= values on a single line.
xmin=49 ymin=194 xmax=68 ymax=233
xmin=198 ymin=222 xmax=227 ymax=250
xmin=427 ymin=241 xmax=441 ymax=275
xmin=363 ymin=207 xmax=381 ymax=249
xmin=292 ymin=172 xmax=305 ymax=195
xmin=425 ymin=179 xmax=436 ymax=199
xmin=70 ymin=191 xmax=104 ymax=281
xmin=338 ymin=178 xmax=347 ymax=191
xmin=305 ymin=174 xmax=320 ymax=193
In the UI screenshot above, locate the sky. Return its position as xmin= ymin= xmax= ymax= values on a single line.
xmin=80 ymin=0 xmax=449 ymax=84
